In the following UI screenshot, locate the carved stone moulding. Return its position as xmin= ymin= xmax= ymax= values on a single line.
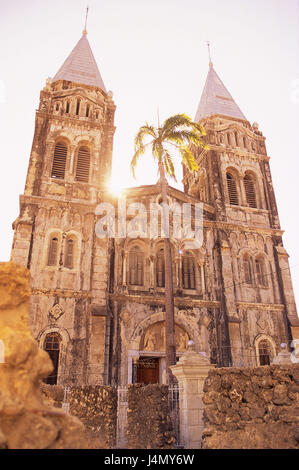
xmin=49 ymin=303 xmax=64 ymax=321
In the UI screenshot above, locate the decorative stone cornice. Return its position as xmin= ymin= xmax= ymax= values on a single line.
xmin=203 ymin=220 xmax=284 ymax=236
xmin=32 ymin=288 xmax=92 ymax=299
xmin=108 ymin=292 xmax=221 ymax=309
xmin=237 ymin=301 xmax=284 ymax=311
xmin=20 ymin=194 xmax=98 ymax=211
xmin=36 ymin=111 xmax=104 ymax=131
xmin=207 ymin=144 xmax=270 ymax=161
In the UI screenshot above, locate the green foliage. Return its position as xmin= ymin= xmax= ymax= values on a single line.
xmin=131 ymin=113 xmax=208 ymax=181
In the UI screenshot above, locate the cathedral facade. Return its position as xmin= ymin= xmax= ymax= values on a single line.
xmin=10 ymin=31 xmax=298 ymax=386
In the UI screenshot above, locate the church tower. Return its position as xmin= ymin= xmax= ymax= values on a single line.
xmin=183 ymin=59 xmax=298 ymax=365
xmin=11 ymin=29 xmax=116 ymax=385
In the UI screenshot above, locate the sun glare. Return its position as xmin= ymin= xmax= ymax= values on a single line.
xmin=108 ymin=182 xmax=125 ymax=197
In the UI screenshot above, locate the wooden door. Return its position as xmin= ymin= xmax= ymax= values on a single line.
xmin=136 ymin=357 xmax=159 ymax=384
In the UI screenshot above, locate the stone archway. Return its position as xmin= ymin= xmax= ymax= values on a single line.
xmin=38 ymin=325 xmax=70 ymax=385
xmin=127 ymin=312 xmax=196 ymax=385
xmin=137 ymin=321 xmax=190 ymax=384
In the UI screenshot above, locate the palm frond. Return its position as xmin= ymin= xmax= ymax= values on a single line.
xmin=152 ymin=139 xmax=163 ymax=161
xmin=165 ymin=130 xmax=206 ymax=147
xmin=180 ymin=146 xmax=199 ymax=173
xmin=134 ymin=124 xmax=157 ymax=149
xmin=163 ymin=150 xmax=177 ymax=181
xmin=131 ymin=113 xmax=207 ymax=181
xmin=162 ymin=114 xmax=193 ymax=135
xmin=130 ymin=145 xmax=147 ymax=179
xmin=190 ymin=122 xmax=207 ymax=137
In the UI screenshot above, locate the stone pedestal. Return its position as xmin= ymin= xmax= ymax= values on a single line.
xmin=170 ymin=345 xmax=215 ymax=449
xmin=271 ymin=344 xmax=296 ymax=364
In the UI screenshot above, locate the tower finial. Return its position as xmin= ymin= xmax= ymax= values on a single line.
xmin=207 ymin=41 xmax=213 ymax=68
xmin=83 ymin=6 xmax=89 ymax=35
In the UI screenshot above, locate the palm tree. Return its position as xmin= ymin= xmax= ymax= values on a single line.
xmin=131 ymin=113 xmax=208 ymax=383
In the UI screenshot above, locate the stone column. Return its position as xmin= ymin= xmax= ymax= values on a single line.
xmin=122 ymin=250 xmax=128 ymax=287
xmin=170 ymin=344 xmax=215 ymax=449
xmin=200 ymin=263 xmax=205 ymax=292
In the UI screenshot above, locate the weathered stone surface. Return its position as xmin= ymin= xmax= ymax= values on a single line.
xmin=127 ymin=384 xmax=175 ymax=449
xmin=68 ymin=386 xmax=117 ymax=448
xmin=41 ymin=384 xmax=64 ymax=408
xmin=203 ymin=422 xmax=299 ymax=449
xmin=202 ymin=364 xmax=299 ymax=449
xmin=0 ymin=262 xmax=87 ymax=449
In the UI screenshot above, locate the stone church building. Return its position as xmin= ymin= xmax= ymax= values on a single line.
xmin=10 ymin=30 xmax=298 ymax=386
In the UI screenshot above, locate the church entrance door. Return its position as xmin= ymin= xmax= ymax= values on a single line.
xmin=136 ymin=357 xmax=159 ymax=384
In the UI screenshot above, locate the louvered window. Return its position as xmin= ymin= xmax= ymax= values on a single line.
xmin=47 ymin=237 xmax=58 ymax=266
xmin=129 ymin=246 xmax=144 ymax=286
xmin=156 ymin=249 xmax=165 ymax=288
xmin=258 ymin=340 xmax=271 ymax=365
xmin=51 ymin=143 xmax=67 ymax=179
xmin=64 ymin=239 xmax=74 ymax=269
xmin=182 ymin=256 xmax=195 ymax=289
xmin=244 ymin=174 xmax=257 ymax=208
xmin=255 ymin=258 xmax=268 ymax=287
xmin=75 ymin=146 xmax=90 ymax=182
xmin=226 ymin=173 xmax=239 ymax=205
xmin=244 ymin=256 xmax=253 ymax=284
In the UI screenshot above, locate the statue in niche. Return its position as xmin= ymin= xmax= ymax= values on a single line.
xmin=143 ymin=329 xmax=157 ymax=351
xmin=176 ymin=330 xmax=188 ymax=351
xmin=141 ymin=321 xmax=189 ymax=352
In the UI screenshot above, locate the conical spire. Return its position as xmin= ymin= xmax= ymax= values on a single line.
xmin=52 ymin=33 xmax=107 ymax=92
xmin=195 ymin=65 xmax=247 ymax=122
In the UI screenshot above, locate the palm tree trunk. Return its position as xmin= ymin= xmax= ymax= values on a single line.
xmin=158 ymin=162 xmax=176 ymax=384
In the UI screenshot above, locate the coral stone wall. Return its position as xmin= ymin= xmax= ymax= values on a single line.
xmin=202 ymin=364 xmax=299 ymax=449
xmin=68 ymin=386 xmax=117 ymax=448
xmin=41 ymin=384 xmax=64 ymax=408
xmin=127 ymin=384 xmax=175 ymax=449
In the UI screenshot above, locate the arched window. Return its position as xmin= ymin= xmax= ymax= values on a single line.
xmin=51 ymin=142 xmax=67 ymax=179
xmin=234 ymin=131 xmax=238 ymax=146
xmin=75 ymin=146 xmax=90 ymax=182
xmin=43 ymin=332 xmax=61 ymax=385
xmin=86 ymin=104 xmax=90 ymax=118
xmin=76 ymin=99 xmax=81 ymax=116
xmin=156 ymin=249 xmax=165 ymax=288
xmin=182 ymin=255 xmax=196 ymax=289
xmin=244 ymin=173 xmax=257 ymax=208
xmin=47 ymin=237 xmax=59 ymax=266
xmin=226 ymin=172 xmax=239 ymax=205
xmin=65 ymin=101 xmax=70 ymax=114
xmin=227 ymin=133 xmax=231 ymax=146
xmin=255 ymin=257 xmax=268 ymax=287
xmin=244 ymin=255 xmax=253 ymax=284
xmin=64 ymin=238 xmax=74 ymax=269
xmin=258 ymin=340 xmax=271 ymax=366
xmin=129 ymin=245 xmax=144 ymax=286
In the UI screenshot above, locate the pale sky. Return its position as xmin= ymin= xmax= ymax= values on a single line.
xmin=0 ymin=0 xmax=298 ymax=306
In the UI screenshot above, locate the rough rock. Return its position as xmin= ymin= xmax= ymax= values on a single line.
xmin=127 ymin=384 xmax=175 ymax=449
xmin=0 ymin=262 xmax=87 ymax=449
xmin=202 ymin=363 xmax=299 ymax=449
